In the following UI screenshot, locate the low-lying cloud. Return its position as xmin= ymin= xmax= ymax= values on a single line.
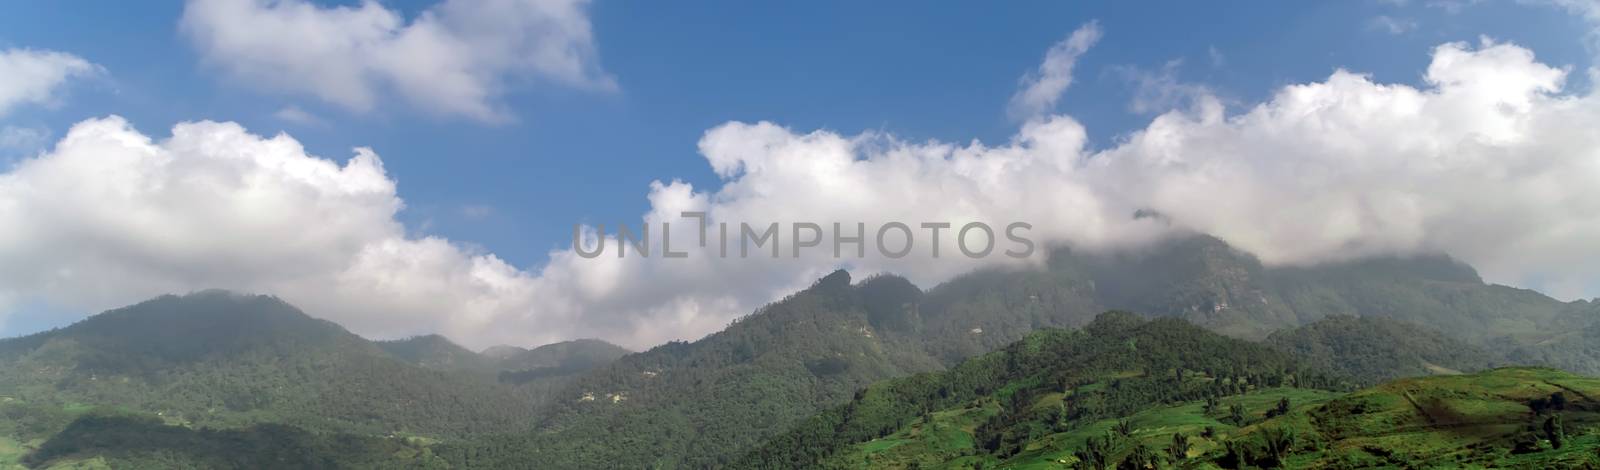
xmin=2 ymin=35 xmax=1599 ymax=350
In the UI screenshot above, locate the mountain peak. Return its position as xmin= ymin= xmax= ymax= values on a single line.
xmin=377 ymin=334 xmax=488 ymax=370
xmin=1 ymin=290 xmax=369 ymax=374
xmin=481 ymin=344 xmax=529 ymax=359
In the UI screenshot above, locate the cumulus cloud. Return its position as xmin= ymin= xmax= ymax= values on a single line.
xmin=4 ymin=37 xmax=1600 ymax=350
xmin=0 ymin=48 xmax=100 ymax=117
xmin=1008 ymin=22 xmax=1102 ymax=121
xmin=180 ymin=0 xmax=616 ymax=122
xmin=0 ymin=116 xmax=557 ymax=345
xmin=1096 ymin=39 xmax=1598 ymax=297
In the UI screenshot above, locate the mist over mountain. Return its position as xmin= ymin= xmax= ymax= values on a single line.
xmin=4 ymin=237 xmax=1599 ymax=467
xmin=6 ymin=3 xmax=1600 ymax=467
xmin=430 ymin=235 xmax=1600 ymax=467
xmin=378 ymin=334 xmax=499 ymax=373
xmin=1266 ymin=315 xmax=1507 ymax=384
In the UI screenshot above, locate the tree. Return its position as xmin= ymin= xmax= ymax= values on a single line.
xmin=1167 ymin=433 xmax=1189 ymax=461
xmin=1544 ymin=415 xmax=1565 ymax=449
xmin=1074 ymin=434 xmax=1112 ymax=470
xmin=1266 ymin=397 xmax=1291 ymax=418
xmin=1260 ymin=427 xmax=1296 ymax=467
xmin=1228 ymin=404 xmax=1247 ymax=426
xmin=1118 ymin=443 xmax=1160 ymax=470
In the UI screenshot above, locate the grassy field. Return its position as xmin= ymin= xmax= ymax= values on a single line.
xmin=1001 ymin=388 xmax=1340 ymax=469
xmin=0 ymin=400 xmax=141 ymax=470
xmin=826 ymin=380 xmax=1340 ymax=469
xmin=1200 ymin=367 xmax=1600 ymax=468
xmin=823 ymin=368 xmax=1600 ymax=469
xmin=0 ymin=435 xmax=24 ymax=470
xmin=829 ymin=399 xmax=1004 ymax=468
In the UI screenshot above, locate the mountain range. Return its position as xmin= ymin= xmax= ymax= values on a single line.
xmin=3 ymin=235 xmax=1599 ymax=468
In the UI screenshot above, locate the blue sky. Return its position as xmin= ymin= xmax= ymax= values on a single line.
xmin=4 ymin=1 xmax=1591 ymax=269
xmin=2 ymin=1 xmax=1599 ymax=346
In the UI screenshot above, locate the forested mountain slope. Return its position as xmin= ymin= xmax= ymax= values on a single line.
xmin=439 ymin=236 xmax=1600 ymax=468
xmin=745 ymin=314 xmax=1600 ymax=469
xmin=377 ymin=334 xmax=499 ymax=373
xmin=4 ymin=235 xmax=1598 ymax=468
xmin=491 ymin=338 xmax=632 ymax=385
xmin=441 ymin=271 xmax=949 ymax=468
xmin=0 ymin=291 xmax=535 ymax=439
xmin=740 ymin=312 xmax=1346 ymax=469
xmin=1266 ymin=315 xmax=1507 ymax=384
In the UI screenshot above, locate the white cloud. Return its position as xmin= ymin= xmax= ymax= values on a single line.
xmin=272 ymin=105 xmax=324 ymax=126
xmin=1114 ymin=59 xmax=1216 ymax=114
xmin=0 ymin=116 xmax=566 ymax=346
xmin=180 ymin=0 xmax=616 ymax=122
xmin=1008 ymin=22 xmax=1102 ymax=121
xmin=1369 ymin=15 xmax=1419 ymax=34
xmin=4 ymin=38 xmax=1600 ymax=350
xmin=0 ymin=48 xmax=100 ymax=117
xmin=1097 ymin=39 xmax=1597 ymax=294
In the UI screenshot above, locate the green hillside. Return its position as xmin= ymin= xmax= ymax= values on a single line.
xmin=1190 ymin=367 xmax=1600 ymax=468
xmin=739 ymin=312 xmax=1346 ymax=469
xmin=0 ymin=399 xmax=442 ymax=470
xmin=427 ymin=239 xmax=1600 ymax=468
xmin=492 ymin=338 xmax=632 ymax=385
xmin=5 ymin=237 xmax=1600 ymax=468
xmin=439 ymin=271 xmax=950 ymax=468
xmin=746 ymin=318 xmax=1600 ymax=469
xmin=0 ymin=291 xmax=535 ymax=440
xmin=1266 ymin=315 xmax=1506 ymax=385
xmin=378 ymin=334 xmax=632 ymax=407
xmin=377 ymin=334 xmax=499 ymax=373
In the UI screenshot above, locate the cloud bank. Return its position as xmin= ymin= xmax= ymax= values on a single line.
xmin=3 ymin=35 xmax=1600 ymax=349
xmin=180 ymin=0 xmax=615 ymax=121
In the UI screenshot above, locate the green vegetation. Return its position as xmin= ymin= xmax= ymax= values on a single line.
xmin=23 ymin=414 xmax=445 ymax=470
xmin=377 ymin=334 xmax=500 ymax=373
xmin=740 ymin=312 xmax=1346 ymax=468
xmin=0 ymin=291 xmax=539 ymax=439
xmin=0 ymin=399 xmax=441 ymax=470
xmin=438 ymin=271 xmax=951 ymax=468
xmin=748 ymin=329 xmax=1600 ymax=469
xmin=379 ymin=334 xmax=632 ymax=407
xmin=1266 ymin=315 xmax=1505 ymax=385
xmin=1189 ymin=367 xmax=1600 ymax=468
xmin=822 ymin=387 xmax=1339 ymax=469
xmin=5 ymin=236 xmax=1600 ymax=468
